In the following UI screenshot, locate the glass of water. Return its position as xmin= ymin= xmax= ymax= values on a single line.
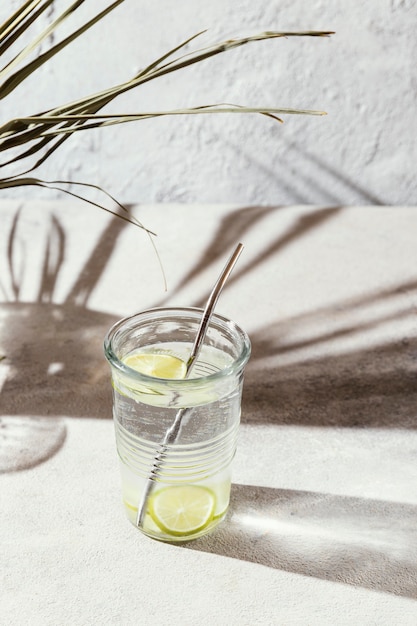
xmin=104 ymin=307 xmax=251 ymax=542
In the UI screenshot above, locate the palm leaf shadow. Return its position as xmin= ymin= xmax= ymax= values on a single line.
xmin=3 ymin=207 xmax=65 ymax=302
xmin=0 ymin=206 xmax=133 ymax=472
xmin=65 ymin=204 xmax=133 ymax=307
xmin=222 ymin=132 xmax=383 ymax=205
xmin=243 ymin=278 xmax=417 ymax=429
xmin=281 ymin=138 xmax=384 ymax=206
xmin=250 ymin=278 xmax=417 ymax=362
xmin=157 ymin=205 xmax=342 ymax=308
xmin=156 ymin=205 xmax=276 ymax=305
xmin=36 ymin=214 xmax=65 ymax=303
xmin=194 ymin=206 xmax=341 ymax=308
xmin=6 ymin=207 xmax=24 ymax=301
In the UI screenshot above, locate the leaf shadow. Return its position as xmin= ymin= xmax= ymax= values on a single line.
xmin=156 ymin=205 xmax=277 ymax=305
xmin=0 ymin=204 xmax=130 ymax=471
xmin=221 ymin=131 xmax=384 ymax=206
xmin=156 ymin=204 xmax=342 ymax=308
xmin=243 ymin=279 xmax=417 ymax=429
xmin=1 ymin=201 xmax=416 ymax=485
xmin=195 ymin=205 xmax=342 ymax=308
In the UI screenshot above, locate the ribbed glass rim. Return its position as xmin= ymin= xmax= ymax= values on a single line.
xmin=103 ymin=306 xmax=251 ymax=388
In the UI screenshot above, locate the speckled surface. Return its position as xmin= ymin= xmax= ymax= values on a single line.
xmin=1 ymin=201 xmax=417 ymax=624
xmin=1 ymin=1 xmax=416 ymax=206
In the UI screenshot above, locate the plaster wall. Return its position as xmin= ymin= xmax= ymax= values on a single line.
xmin=1 ymin=0 xmax=416 ymax=206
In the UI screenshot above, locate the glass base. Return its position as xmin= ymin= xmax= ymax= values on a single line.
xmin=123 ymin=498 xmax=228 ymax=543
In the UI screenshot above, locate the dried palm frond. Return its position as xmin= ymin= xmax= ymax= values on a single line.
xmin=0 ymin=0 xmax=333 ymax=226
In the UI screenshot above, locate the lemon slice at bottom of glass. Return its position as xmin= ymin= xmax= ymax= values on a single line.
xmin=148 ymin=485 xmax=216 ymax=537
xmin=123 ymin=352 xmax=187 ymax=379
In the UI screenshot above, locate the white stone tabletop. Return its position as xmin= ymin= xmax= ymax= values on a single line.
xmin=1 ymin=201 xmax=417 ymax=625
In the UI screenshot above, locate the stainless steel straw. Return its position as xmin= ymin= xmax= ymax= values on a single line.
xmin=136 ymin=243 xmax=244 ymax=528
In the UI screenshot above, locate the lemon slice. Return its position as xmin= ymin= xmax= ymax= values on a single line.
xmin=123 ymin=352 xmax=187 ymax=379
xmin=149 ymin=485 xmax=216 ymax=537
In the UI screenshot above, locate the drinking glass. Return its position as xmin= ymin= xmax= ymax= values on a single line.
xmin=104 ymin=307 xmax=251 ymax=542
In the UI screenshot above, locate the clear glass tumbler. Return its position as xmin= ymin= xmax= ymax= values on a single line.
xmin=104 ymin=307 xmax=251 ymax=542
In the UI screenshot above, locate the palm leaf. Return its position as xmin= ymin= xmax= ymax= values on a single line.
xmin=1 ymin=29 xmax=332 ymax=161
xmin=0 ymin=1 xmax=54 ymax=56
xmin=0 ymin=0 xmax=333 ymax=224
xmin=0 ymin=175 xmax=154 ymax=231
xmin=1 ymin=0 xmax=126 ymax=94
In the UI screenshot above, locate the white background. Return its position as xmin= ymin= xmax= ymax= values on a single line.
xmin=1 ymin=0 xmax=416 ymax=206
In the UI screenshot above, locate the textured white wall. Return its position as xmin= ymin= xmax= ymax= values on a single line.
xmin=1 ymin=0 xmax=416 ymax=206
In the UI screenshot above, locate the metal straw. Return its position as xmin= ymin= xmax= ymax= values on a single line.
xmin=136 ymin=243 xmax=244 ymax=528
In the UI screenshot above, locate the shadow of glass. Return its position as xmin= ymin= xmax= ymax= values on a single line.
xmin=184 ymin=483 xmax=417 ymax=599
xmin=0 ymin=415 xmax=67 ymax=473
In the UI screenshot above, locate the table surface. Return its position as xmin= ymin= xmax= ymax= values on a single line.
xmin=1 ymin=201 xmax=417 ymax=625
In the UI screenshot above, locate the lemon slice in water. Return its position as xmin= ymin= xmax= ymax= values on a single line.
xmin=123 ymin=352 xmax=187 ymax=379
xmin=149 ymin=485 xmax=216 ymax=537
